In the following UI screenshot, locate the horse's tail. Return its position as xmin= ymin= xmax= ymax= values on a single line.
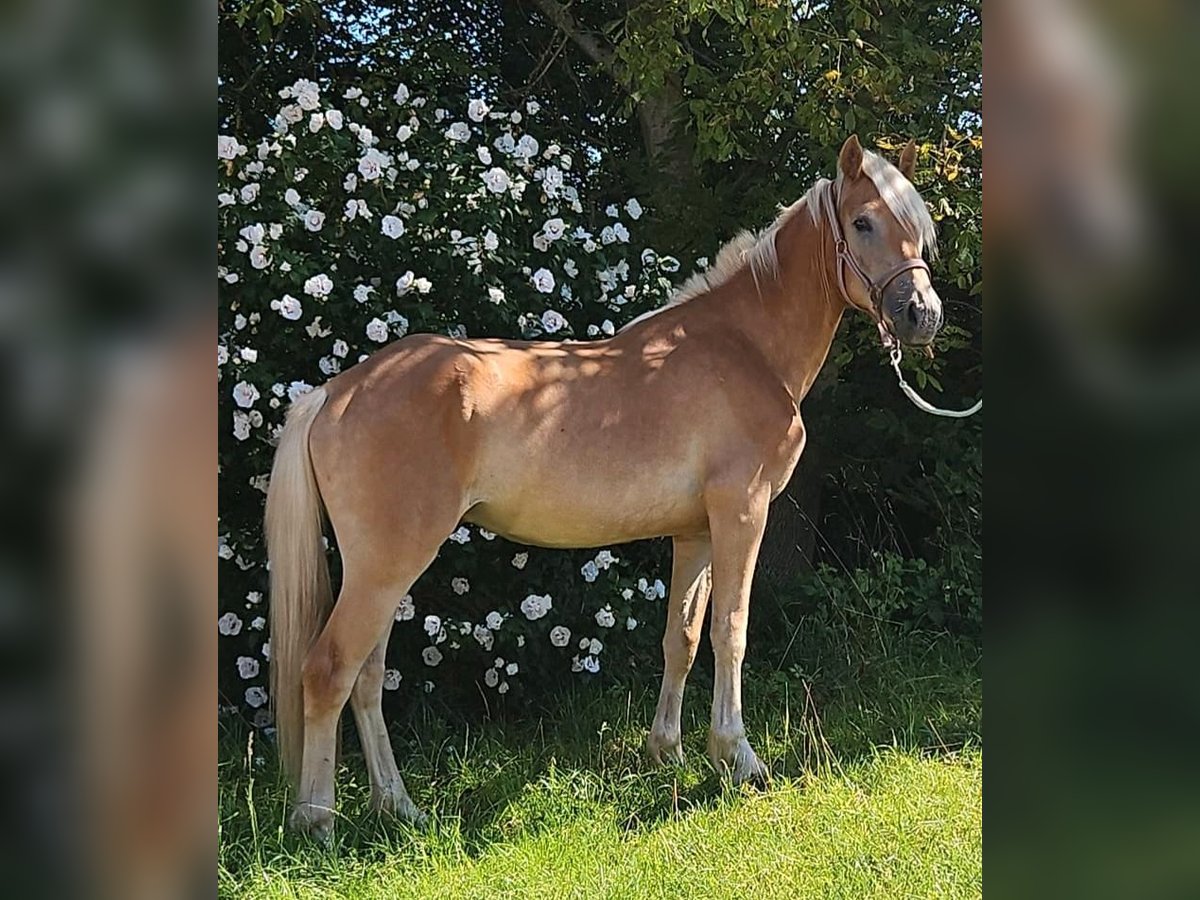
xmin=265 ymin=386 xmax=331 ymax=786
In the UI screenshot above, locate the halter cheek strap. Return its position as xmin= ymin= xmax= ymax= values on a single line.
xmin=821 ymin=182 xmax=931 ymax=318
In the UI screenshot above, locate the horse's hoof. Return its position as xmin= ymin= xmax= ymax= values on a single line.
xmin=289 ymin=802 xmax=335 ymax=844
xmin=646 ymin=729 xmax=686 ymax=767
xmin=708 ymin=733 xmax=769 ymax=787
xmin=370 ymin=791 xmax=429 ymax=828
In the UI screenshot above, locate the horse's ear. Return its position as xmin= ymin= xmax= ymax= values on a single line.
xmin=899 ymin=139 xmax=918 ymax=181
xmin=838 ymin=134 xmax=864 ymax=180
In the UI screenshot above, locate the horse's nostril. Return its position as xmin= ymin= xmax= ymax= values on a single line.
xmin=907 ymin=302 xmax=921 ymax=326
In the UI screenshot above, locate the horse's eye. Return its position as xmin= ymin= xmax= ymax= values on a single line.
xmin=853 ymin=217 xmax=872 ymax=233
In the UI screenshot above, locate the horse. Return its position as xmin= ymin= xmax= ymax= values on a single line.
xmin=266 ymin=134 xmax=943 ymax=840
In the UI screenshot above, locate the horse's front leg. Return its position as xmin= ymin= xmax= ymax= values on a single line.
xmin=705 ymin=484 xmax=771 ymax=784
xmin=647 ymin=535 xmax=712 ymax=765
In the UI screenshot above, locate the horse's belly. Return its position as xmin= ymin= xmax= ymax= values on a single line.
xmin=465 ymin=470 xmax=706 ymax=549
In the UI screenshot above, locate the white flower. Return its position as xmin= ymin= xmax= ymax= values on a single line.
xmin=581 ymin=560 xmax=599 ymax=583
xmin=308 ymin=112 xmax=325 ymax=133
xmin=343 ymin=172 xmax=358 ymax=192
xmin=653 ymin=578 xmax=667 ymax=598
xmin=358 ymin=147 xmax=390 ymax=181
xmin=365 ymin=318 xmax=389 ymax=343
xmin=396 ymin=595 xmax=415 ymax=621
xmin=660 ymin=256 xmax=681 ymax=273
xmin=353 ymin=284 xmax=373 ymax=303
xmin=236 ymin=656 xmax=260 ymax=679
xmin=383 ymin=669 xmax=402 ymax=690
xmin=251 ymin=616 xmax=266 ymax=630
xmin=414 ymin=277 xmax=433 ymax=294
xmin=451 ymin=577 xmax=470 ymax=595
xmin=245 ymin=686 xmax=268 ymax=708
xmin=394 ymin=83 xmax=410 ymax=105
xmin=218 ymin=135 xmax=245 ymax=160
xmin=232 ymin=411 xmax=251 ymax=441
xmin=384 ymin=310 xmax=410 ymax=336
xmin=218 ymin=191 xmax=236 ymax=208
xmin=303 ymin=274 xmax=333 ymax=298
xmin=473 ymin=624 xmax=494 ymax=651
xmin=626 ymin=616 xmax=638 ymax=631
xmin=303 ymin=209 xmax=325 ymax=232
xmin=601 ymin=319 xmax=615 ymax=336
xmin=487 ymin=286 xmax=505 ymax=304
xmin=218 ymin=612 xmax=243 ymax=636
xmin=484 ymin=667 xmax=500 ymax=688
xmin=600 ymin=225 xmax=616 ymax=245
xmin=526 ymin=100 xmax=541 ymax=115
xmin=286 ymin=380 xmax=313 ymax=402
xmin=595 ymin=550 xmax=618 ymax=569
xmin=582 ymin=655 xmax=600 ymax=674
xmin=505 ymin=662 xmax=518 ymax=676
xmin=449 ymin=526 xmax=471 ymax=544
xmin=485 ymin=611 xmax=504 ymax=631
xmin=612 ymin=222 xmax=630 ymax=243
xmin=325 ymin=109 xmax=344 ymax=130
xmin=381 ymin=215 xmax=405 ymax=239
xmin=481 ymin=166 xmax=511 ymax=194
xmin=467 ymin=99 xmax=490 ymax=122
xmin=239 ymin=223 xmax=265 ymax=244
xmin=595 ymin=606 xmax=616 ymax=628
xmin=284 ymin=187 xmax=301 ymax=207
xmin=483 ymin=229 xmax=499 ymax=251
xmin=531 ymin=268 xmax=555 ymax=293
xmin=498 ymin=681 xmax=510 ymax=694
xmin=249 ymin=245 xmax=270 ymax=269
xmin=240 ymin=183 xmax=260 ymax=203
xmin=238 ymin=346 xmax=256 ymax=362
xmin=549 ymin=625 xmax=571 ymax=648
xmin=422 ymin=646 xmax=443 ymax=667
xmin=394 ymin=270 xmax=415 ymax=295
xmin=625 ymin=198 xmax=643 ymax=220
xmin=589 ymin=637 xmax=604 ymax=655
xmin=542 ymin=167 xmax=563 ymax=196
xmin=445 ymin=121 xmax=470 ymax=142
xmin=520 ymin=593 xmax=552 ymax=620
xmin=540 ymin=309 xmax=567 ymax=333
xmin=292 ymin=78 xmax=320 ymax=111
xmin=423 ymin=615 xmax=442 ymax=637
xmin=332 ymin=339 xmax=349 ymax=359
xmin=542 ymin=218 xmax=566 ymax=241
xmin=477 ymin=146 xmax=492 ymax=165
xmin=232 ymin=381 xmax=259 ymax=409
xmin=514 ymin=134 xmax=539 ymax=160
xmin=217 ymin=344 xmax=229 ymax=366
xmin=512 ymin=552 xmax=529 ymax=570
xmin=479 ymin=529 xmax=496 ymax=540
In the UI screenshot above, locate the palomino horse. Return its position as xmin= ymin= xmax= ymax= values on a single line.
xmin=267 ymin=135 xmax=942 ymax=839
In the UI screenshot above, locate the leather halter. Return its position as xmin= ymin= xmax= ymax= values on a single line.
xmin=821 ymin=181 xmax=931 ymax=322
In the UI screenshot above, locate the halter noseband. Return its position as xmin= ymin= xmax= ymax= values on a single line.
xmin=821 ymin=182 xmax=931 ymax=322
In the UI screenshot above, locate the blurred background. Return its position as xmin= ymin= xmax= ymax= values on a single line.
xmin=0 ymin=0 xmax=1195 ymax=895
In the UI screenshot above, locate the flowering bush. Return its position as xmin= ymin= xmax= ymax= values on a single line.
xmin=218 ymin=74 xmax=692 ymax=723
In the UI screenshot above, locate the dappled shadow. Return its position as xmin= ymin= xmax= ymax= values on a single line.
xmin=319 ymin=625 xmax=982 ymax=858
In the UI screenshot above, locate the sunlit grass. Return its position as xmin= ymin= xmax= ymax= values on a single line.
xmin=219 ymin=627 xmax=982 ymax=899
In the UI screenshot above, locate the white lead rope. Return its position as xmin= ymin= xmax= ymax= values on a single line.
xmin=889 ymin=346 xmax=982 ymax=418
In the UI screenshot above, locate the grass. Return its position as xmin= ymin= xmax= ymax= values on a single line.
xmin=219 ymin=625 xmax=982 ymax=899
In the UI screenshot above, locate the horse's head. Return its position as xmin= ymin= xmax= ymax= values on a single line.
xmin=829 ymin=135 xmax=942 ymax=347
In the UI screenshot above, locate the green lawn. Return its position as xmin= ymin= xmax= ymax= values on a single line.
xmin=219 ymin=628 xmax=982 ymax=899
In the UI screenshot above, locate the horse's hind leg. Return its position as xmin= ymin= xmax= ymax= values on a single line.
xmin=349 ymin=627 xmax=424 ymax=823
xmin=291 ymin=543 xmax=442 ymax=841
xmin=647 ymin=535 xmax=712 ymax=765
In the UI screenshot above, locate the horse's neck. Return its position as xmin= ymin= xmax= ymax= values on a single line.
xmin=705 ymin=210 xmax=845 ymax=405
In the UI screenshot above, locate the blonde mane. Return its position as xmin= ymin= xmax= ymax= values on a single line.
xmin=622 ymin=149 xmax=936 ymax=331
